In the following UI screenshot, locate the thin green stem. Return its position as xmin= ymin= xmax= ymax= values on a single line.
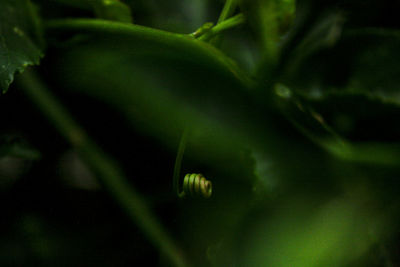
xmin=199 ymin=13 xmax=245 ymax=42
xmin=173 ymin=128 xmax=189 ymax=198
xmin=210 ymin=0 xmax=239 ymax=46
xmin=217 ymin=0 xmax=238 ymax=24
xmin=45 ymin=18 xmax=253 ymax=88
xmin=16 ymin=69 xmax=189 ymax=267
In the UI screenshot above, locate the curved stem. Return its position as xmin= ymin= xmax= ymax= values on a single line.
xmin=173 ymin=128 xmax=189 ymax=198
xmin=217 ymin=0 xmax=238 ymax=24
xmin=199 ymin=13 xmax=245 ymax=42
xmin=16 ymin=69 xmax=189 ymax=267
xmin=45 ymin=18 xmax=254 ymax=88
xmin=210 ymin=0 xmax=239 ymax=46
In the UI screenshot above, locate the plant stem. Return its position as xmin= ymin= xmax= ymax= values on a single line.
xmin=16 ymin=69 xmax=189 ymax=267
xmin=173 ymin=128 xmax=188 ymax=198
xmin=209 ymin=0 xmax=239 ymax=46
xmin=217 ymin=0 xmax=238 ymax=24
xmin=45 ymin=18 xmax=253 ymax=88
xmin=199 ymin=13 xmax=245 ymax=42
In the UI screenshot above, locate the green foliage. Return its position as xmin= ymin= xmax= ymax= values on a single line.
xmin=0 ymin=0 xmax=43 ymax=93
xmin=89 ymin=0 xmax=133 ymax=23
xmin=1 ymin=0 xmax=400 ymax=266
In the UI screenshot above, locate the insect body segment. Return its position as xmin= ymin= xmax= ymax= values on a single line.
xmin=181 ymin=173 xmax=212 ymax=198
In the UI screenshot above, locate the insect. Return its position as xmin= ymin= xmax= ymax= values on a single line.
xmin=173 ymin=129 xmax=213 ymax=199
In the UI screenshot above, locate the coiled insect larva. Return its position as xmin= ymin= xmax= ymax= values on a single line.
xmin=181 ymin=173 xmax=212 ymax=198
xmin=173 ymin=129 xmax=213 ymax=199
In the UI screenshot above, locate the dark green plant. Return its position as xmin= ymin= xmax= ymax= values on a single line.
xmin=1 ymin=0 xmax=400 ymax=266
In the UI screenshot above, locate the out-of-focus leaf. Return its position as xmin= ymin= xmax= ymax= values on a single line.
xmin=274 ymin=84 xmax=400 ymax=166
xmin=58 ymin=150 xmax=100 ymax=191
xmin=344 ymin=29 xmax=400 ymax=101
xmin=282 ymin=11 xmax=345 ymax=80
xmin=303 ymin=92 xmax=400 ymax=142
xmin=47 ymin=34 xmax=333 ymax=190
xmin=283 ymin=29 xmax=400 ymax=100
xmin=241 ymin=0 xmax=295 ymax=79
xmin=278 ymin=0 xmax=400 ymax=99
xmin=240 ymin=0 xmax=280 ymax=57
xmin=0 ymin=135 xmax=39 ymax=191
xmin=89 ymin=0 xmax=133 ymax=23
xmin=44 ymin=23 xmax=357 ymax=265
xmin=274 ymin=83 xmax=343 ymax=144
xmin=50 ymin=40 xmax=258 ymax=177
xmin=0 ymin=0 xmax=43 ymax=93
xmin=241 ymin=0 xmax=295 ymax=44
xmin=41 ymin=0 xmax=133 ymax=23
xmin=325 ymin=141 xmax=400 ymax=166
xmin=272 ymin=2 xmax=400 ymax=167
xmin=239 ymin=194 xmax=387 ymax=267
xmin=45 ymin=0 xmax=91 ymax=10
xmin=124 ymin=0 xmax=210 ymax=32
xmin=240 ymin=0 xmax=295 ymax=83
xmin=297 ymin=92 xmax=400 ymax=166
xmin=0 ymin=134 xmax=41 ymax=160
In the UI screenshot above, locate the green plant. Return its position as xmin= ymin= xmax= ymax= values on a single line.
xmin=1 ymin=0 xmax=400 ymax=266
xmin=173 ymin=129 xmax=213 ymax=199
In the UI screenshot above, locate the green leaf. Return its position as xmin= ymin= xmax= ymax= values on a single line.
xmin=0 ymin=0 xmax=43 ymax=93
xmin=240 ymin=194 xmax=386 ymax=267
xmin=45 ymin=19 xmax=338 ymax=198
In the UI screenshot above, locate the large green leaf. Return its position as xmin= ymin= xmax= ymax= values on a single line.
xmin=0 ymin=0 xmax=43 ymax=93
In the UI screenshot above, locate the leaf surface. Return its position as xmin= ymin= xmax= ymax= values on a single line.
xmin=0 ymin=0 xmax=43 ymax=93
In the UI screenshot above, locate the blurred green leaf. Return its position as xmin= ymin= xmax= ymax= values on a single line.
xmin=240 ymin=0 xmax=296 ymax=83
xmin=297 ymin=92 xmax=400 ymax=166
xmin=41 ymin=0 xmax=133 ymax=23
xmin=274 ymin=0 xmax=296 ymax=34
xmin=240 ymin=194 xmax=387 ymax=267
xmin=0 ymin=134 xmax=41 ymax=160
xmin=303 ymin=92 xmax=400 ymax=142
xmin=274 ymin=84 xmax=400 ymax=166
xmin=241 ymin=0 xmax=282 ymax=64
xmin=45 ymin=0 xmax=91 ymax=10
xmin=345 ymin=29 xmax=400 ymax=101
xmin=282 ymin=11 xmax=345 ymax=80
xmin=0 ymin=0 xmax=43 ymax=93
xmin=0 ymin=134 xmax=40 ymax=191
xmin=47 ymin=33 xmax=334 ymax=194
xmin=50 ymin=39 xmax=256 ymax=171
xmin=283 ymin=28 xmax=400 ymax=100
xmin=270 ymin=1 xmax=400 ymax=168
xmin=89 ymin=0 xmax=133 ymax=23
